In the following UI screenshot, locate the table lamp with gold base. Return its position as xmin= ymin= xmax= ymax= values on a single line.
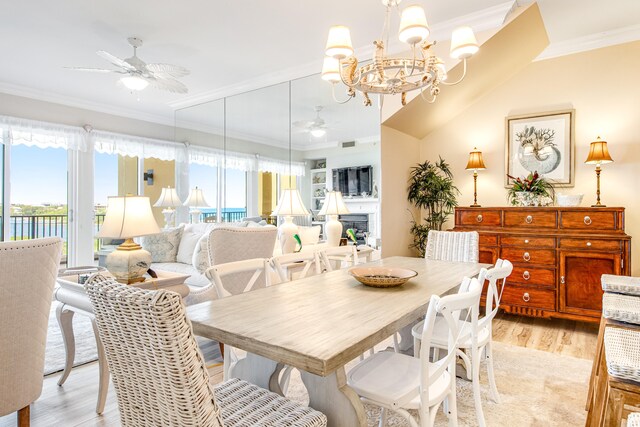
xmin=97 ymin=196 xmax=161 ymax=284
xmin=585 ymin=137 xmax=613 ymax=207
xmin=465 ymin=147 xmax=486 ymax=207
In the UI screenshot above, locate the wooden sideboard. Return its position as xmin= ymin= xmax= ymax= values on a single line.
xmin=453 ymin=207 xmax=631 ymax=322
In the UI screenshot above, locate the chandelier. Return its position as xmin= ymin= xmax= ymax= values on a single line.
xmin=321 ymin=0 xmax=480 ymax=106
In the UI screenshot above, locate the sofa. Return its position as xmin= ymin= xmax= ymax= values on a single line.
xmin=140 ymin=220 xmax=276 ymax=290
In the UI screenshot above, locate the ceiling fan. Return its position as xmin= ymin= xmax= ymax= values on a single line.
xmin=67 ymin=37 xmax=189 ymax=94
xmin=293 ymin=106 xmax=329 ymax=140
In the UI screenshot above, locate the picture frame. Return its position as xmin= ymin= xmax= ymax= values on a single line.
xmin=505 ymin=109 xmax=575 ymax=187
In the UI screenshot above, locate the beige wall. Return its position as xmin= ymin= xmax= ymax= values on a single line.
xmin=143 ymin=158 xmax=176 ymax=225
xmin=380 ymin=126 xmax=420 ymax=257
xmin=415 ymin=41 xmax=640 ymax=274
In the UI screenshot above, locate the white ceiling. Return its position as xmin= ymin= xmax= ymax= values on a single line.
xmin=1 ymin=0 xmax=639 ymax=148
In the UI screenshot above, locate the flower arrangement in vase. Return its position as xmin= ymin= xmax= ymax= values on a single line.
xmin=506 ymin=171 xmax=554 ymax=207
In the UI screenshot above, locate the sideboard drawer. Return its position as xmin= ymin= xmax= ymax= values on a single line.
xmin=501 ymin=236 xmax=556 ymax=248
xmin=501 ymin=247 xmax=556 ymax=265
xmin=559 ymin=238 xmax=621 ymax=251
xmin=560 ymin=211 xmax=617 ymax=231
xmin=501 ymin=285 xmax=556 ymax=311
xmin=509 ymin=266 xmax=556 ymax=287
xmin=457 ymin=210 xmax=501 ymax=227
xmin=479 ymin=234 xmax=498 ymax=246
xmin=504 ymin=210 xmax=557 ymax=228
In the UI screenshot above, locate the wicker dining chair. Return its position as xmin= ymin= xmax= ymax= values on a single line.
xmin=424 ymin=230 xmax=479 ymax=262
xmin=84 ymin=274 xmax=327 ymax=427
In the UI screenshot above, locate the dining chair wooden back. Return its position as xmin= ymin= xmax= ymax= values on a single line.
xmin=84 ymin=274 xmax=327 ymax=427
xmin=347 ymin=276 xmax=482 ymax=427
xmin=205 ymin=258 xmax=272 ymax=299
xmin=424 ymin=230 xmax=479 ymax=262
xmin=0 ymin=237 xmax=63 ymax=426
xmin=272 ymin=252 xmax=322 ymax=282
xmin=320 ymin=245 xmax=359 ymax=272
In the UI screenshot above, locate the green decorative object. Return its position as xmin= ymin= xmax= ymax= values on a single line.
xmin=407 ymin=158 xmax=459 ymax=257
xmin=346 ymin=228 xmax=357 ymax=244
xmin=293 ymin=234 xmax=302 ymax=253
xmin=506 ymin=171 xmax=554 ymax=206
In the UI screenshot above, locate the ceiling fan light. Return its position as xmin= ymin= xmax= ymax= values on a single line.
xmin=120 ymin=75 xmax=149 ymax=91
xmin=310 ymin=128 xmax=327 ymax=138
xmin=450 ymin=26 xmax=479 ymax=59
xmin=321 ymin=57 xmax=341 ymax=83
xmin=325 ymin=25 xmax=354 ymax=60
xmin=399 ymin=5 xmax=430 ymax=45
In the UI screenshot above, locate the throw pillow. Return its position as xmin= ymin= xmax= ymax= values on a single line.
xmin=192 ymin=232 xmax=212 ymax=274
xmin=141 ymin=225 xmax=184 ymax=263
xmin=176 ymin=229 xmax=202 ymax=264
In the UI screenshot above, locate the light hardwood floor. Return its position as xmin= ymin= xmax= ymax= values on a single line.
xmin=0 ymin=313 xmax=598 ymax=427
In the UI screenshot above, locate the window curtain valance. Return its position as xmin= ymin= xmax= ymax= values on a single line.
xmin=92 ymin=130 xmax=187 ymax=163
xmin=188 ymin=146 xmax=305 ymax=176
xmin=0 ymin=115 xmax=87 ymax=151
xmin=258 ymin=157 xmax=306 ymax=176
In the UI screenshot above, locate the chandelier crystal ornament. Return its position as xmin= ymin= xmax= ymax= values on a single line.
xmin=322 ymin=0 xmax=479 ymax=106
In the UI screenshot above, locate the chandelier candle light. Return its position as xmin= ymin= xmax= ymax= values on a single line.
xmin=465 ymin=147 xmax=486 ymax=207
xmin=154 ymin=187 xmax=182 ymax=228
xmin=319 ymin=191 xmax=351 ymax=246
xmin=184 ymin=187 xmax=210 ymax=223
xmin=321 ymin=0 xmax=479 ymax=106
xmin=585 ymin=136 xmax=613 ymax=207
xmin=97 ymin=196 xmax=160 ymax=284
xmin=272 ymin=189 xmax=311 ymax=254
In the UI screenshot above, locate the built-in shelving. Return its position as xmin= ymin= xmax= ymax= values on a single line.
xmin=309 ymin=158 xmax=327 ymax=211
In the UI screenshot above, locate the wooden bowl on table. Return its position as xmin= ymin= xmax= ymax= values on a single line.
xmin=348 ymin=267 xmax=418 ymax=288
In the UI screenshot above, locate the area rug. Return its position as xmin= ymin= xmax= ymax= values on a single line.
xmin=284 ymin=341 xmax=591 ymax=426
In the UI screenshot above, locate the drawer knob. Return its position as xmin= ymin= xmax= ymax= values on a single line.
xmin=587 ymin=241 xmax=592 ymax=247
xmin=523 ymin=292 xmax=530 ymax=302
xmin=523 ymin=271 xmax=531 ymax=280
xmin=584 ymin=216 xmax=592 ymax=225
xmin=476 ymin=214 xmax=483 ymax=223
xmin=561 ymin=276 xmax=565 ymax=284
xmin=525 ymin=215 xmax=533 ymax=224
xmin=523 ymin=252 xmax=531 ymax=262
xmin=524 ymin=239 xmax=530 ymax=244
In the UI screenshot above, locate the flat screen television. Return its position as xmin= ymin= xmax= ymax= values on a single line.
xmin=332 ymin=165 xmax=373 ymax=196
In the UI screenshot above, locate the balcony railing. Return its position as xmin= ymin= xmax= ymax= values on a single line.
xmin=9 ymin=214 xmax=107 ymax=251
xmin=201 ymin=209 xmax=247 ymax=223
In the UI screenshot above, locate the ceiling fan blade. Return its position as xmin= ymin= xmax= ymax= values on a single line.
xmin=96 ymin=50 xmax=136 ymax=71
xmin=148 ymin=76 xmax=188 ymax=94
xmin=65 ymin=66 xmax=123 ymax=73
xmin=292 ymin=120 xmax=313 ymax=129
xmin=146 ymin=63 xmax=190 ymax=78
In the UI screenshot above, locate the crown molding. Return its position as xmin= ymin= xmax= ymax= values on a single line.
xmin=167 ymin=1 xmax=513 ymax=110
xmin=536 ymin=24 xmax=640 ymax=61
xmin=0 ymin=81 xmax=176 ymax=127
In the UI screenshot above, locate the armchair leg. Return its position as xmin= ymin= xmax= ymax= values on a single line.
xmin=18 ymin=405 xmax=30 ymax=427
xmin=219 ymin=342 xmax=225 ymax=360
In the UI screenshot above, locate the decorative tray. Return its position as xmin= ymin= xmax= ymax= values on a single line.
xmin=348 ymin=267 xmax=417 ymax=288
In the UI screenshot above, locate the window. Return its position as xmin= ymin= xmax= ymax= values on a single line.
xmin=223 ymin=169 xmax=247 ymax=222
xmin=188 ymin=162 xmax=218 ymax=222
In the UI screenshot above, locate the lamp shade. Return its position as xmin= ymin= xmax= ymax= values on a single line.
xmin=321 ymin=56 xmax=341 ymax=83
xmin=399 ymin=5 xmax=430 ymax=45
xmin=272 ymin=189 xmax=310 ymax=216
xmin=183 ymin=187 xmax=210 ymax=208
xmin=325 ymin=25 xmax=354 ymax=59
xmin=154 ymin=187 xmax=182 ymax=207
xmin=97 ymin=196 xmax=160 ymax=239
xmin=465 ymin=147 xmax=486 ymax=170
xmin=450 ymin=26 xmax=479 ymax=59
xmin=585 ymin=137 xmax=613 ymax=164
xmin=318 ymin=191 xmax=351 ymax=216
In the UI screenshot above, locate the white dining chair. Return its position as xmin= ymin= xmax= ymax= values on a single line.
xmin=272 ymin=251 xmax=323 ymax=282
xmin=347 ymin=277 xmax=482 ymax=427
xmin=425 ymin=230 xmax=479 ymax=262
xmin=0 ymin=237 xmax=63 ymax=427
xmin=319 ymin=245 xmax=359 ymax=272
xmin=412 ymin=259 xmax=513 ymax=427
xmin=84 ymin=274 xmax=327 ymax=427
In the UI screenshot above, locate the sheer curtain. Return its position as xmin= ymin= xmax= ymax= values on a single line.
xmin=0 ymin=116 xmax=87 ymax=151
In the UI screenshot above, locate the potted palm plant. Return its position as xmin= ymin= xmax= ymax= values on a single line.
xmin=407 ymin=158 xmax=459 ymax=256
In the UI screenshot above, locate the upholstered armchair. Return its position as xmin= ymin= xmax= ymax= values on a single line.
xmin=0 ymin=237 xmax=63 ymax=426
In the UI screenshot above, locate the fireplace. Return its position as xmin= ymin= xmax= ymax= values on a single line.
xmin=338 ymin=214 xmax=369 ymax=244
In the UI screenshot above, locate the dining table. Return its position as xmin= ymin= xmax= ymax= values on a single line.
xmin=187 ymin=256 xmax=489 ymax=427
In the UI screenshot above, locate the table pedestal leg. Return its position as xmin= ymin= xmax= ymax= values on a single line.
xmin=56 ymin=304 xmax=75 ymax=386
xmin=300 ymin=368 xmax=367 ymax=427
xmin=228 ymin=351 xmax=279 ymax=391
xmin=90 ymin=319 xmax=110 ymax=414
